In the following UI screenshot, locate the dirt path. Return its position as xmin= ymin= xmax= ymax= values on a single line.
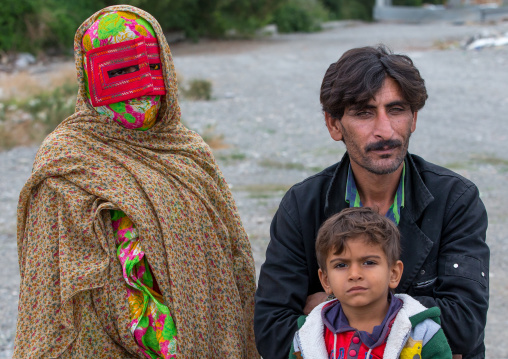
xmin=1 ymin=20 xmax=507 ymax=357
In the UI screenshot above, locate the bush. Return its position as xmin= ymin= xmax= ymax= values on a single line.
xmin=21 ymin=81 xmax=78 ymax=131
xmin=392 ymin=0 xmax=444 ymax=5
xmin=320 ymin=0 xmax=375 ymax=21
xmin=0 ymin=0 xmax=287 ymax=53
xmin=0 ymin=80 xmax=77 ymax=149
xmin=0 ymin=0 xmax=110 ymax=54
xmin=273 ymin=0 xmax=328 ymax=33
xmin=182 ymin=79 xmax=213 ymax=101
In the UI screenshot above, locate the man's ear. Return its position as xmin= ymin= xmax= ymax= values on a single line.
xmin=389 ymin=260 xmax=404 ymax=290
xmin=318 ymin=268 xmax=334 ymax=295
xmin=324 ymin=112 xmax=343 ymax=142
xmin=411 ymin=111 xmax=418 ymax=133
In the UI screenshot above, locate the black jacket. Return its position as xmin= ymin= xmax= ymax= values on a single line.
xmin=255 ymin=153 xmax=489 ymax=359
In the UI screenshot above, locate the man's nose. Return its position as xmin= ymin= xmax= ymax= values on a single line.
xmin=373 ymin=110 xmax=394 ymax=139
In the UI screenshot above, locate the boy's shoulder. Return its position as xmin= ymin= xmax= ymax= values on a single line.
xmin=390 ymin=294 xmax=452 ymax=359
xmin=290 ymin=300 xmax=334 ymax=359
xmin=394 ymin=294 xmax=442 ymax=326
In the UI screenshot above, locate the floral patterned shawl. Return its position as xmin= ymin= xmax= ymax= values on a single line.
xmin=15 ymin=5 xmax=258 ymax=358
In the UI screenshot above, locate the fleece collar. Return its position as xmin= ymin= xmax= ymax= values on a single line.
xmin=296 ymin=294 xmax=428 ymax=359
xmin=321 ymin=293 xmax=402 ymax=347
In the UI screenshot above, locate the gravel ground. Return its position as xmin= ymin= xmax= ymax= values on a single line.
xmin=1 ymin=21 xmax=507 ymax=357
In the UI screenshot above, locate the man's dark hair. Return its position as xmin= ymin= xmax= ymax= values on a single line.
xmin=320 ymin=45 xmax=428 ymax=120
xmin=316 ymin=207 xmax=401 ymax=271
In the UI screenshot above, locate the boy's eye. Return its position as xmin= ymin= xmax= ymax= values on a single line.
xmin=363 ymin=260 xmax=376 ymax=266
xmin=335 ymin=263 xmax=347 ymax=268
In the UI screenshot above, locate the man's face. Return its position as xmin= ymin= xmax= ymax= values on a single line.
xmin=325 ymin=77 xmax=417 ymax=175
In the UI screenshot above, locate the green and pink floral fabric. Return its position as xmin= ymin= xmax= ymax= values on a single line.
xmin=111 ymin=210 xmax=177 ymax=358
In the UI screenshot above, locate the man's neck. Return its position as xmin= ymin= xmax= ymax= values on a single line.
xmin=350 ymin=161 xmax=403 ymax=216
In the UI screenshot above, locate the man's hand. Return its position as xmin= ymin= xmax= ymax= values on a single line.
xmin=303 ymin=292 xmax=329 ymax=315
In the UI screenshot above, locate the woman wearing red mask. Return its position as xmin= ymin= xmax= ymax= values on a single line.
xmin=15 ymin=6 xmax=258 ymax=358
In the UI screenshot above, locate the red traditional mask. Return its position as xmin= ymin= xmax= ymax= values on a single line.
xmin=85 ymin=37 xmax=165 ymax=107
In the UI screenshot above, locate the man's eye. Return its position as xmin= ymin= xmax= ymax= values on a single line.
xmin=150 ymin=63 xmax=161 ymax=70
xmin=355 ymin=111 xmax=372 ymax=117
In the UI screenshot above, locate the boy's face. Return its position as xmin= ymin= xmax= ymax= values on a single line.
xmin=318 ymin=235 xmax=403 ymax=315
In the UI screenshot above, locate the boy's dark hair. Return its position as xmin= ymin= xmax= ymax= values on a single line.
xmin=316 ymin=207 xmax=401 ymax=271
xmin=320 ymin=45 xmax=428 ymax=120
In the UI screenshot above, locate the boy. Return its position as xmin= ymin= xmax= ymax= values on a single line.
xmin=291 ymin=207 xmax=452 ymax=359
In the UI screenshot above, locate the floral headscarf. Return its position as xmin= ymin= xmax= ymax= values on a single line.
xmin=82 ymin=11 xmax=163 ymax=130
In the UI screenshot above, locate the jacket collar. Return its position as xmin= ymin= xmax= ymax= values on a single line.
xmin=324 ymin=152 xmax=434 ymax=222
xmin=403 ymin=154 xmax=434 ymax=222
xmin=323 ymin=152 xmax=350 ymax=219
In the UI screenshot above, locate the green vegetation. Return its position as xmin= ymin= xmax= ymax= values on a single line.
xmin=216 ymin=151 xmax=247 ymax=163
xmin=197 ymin=124 xmax=228 ymax=149
xmin=0 ymin=80 xmax=77 ymax=149
xmin=0 ymin=0 xmax=286 ymax=53
xmin=272 ymin=0 xmax=328 ymax=33
xmin=392 ymin=0 xmax=444 ymax=5
xmin=258 ymin=158 xmax=306 ymax=171
xmin=321 ymin=0 xmax=376 ymax=21
xmin=19 ymin=82 xmax=77 ymax=130
xmin=445 ymin=154 xmax=508 ymax=173
xmin=232 ymin=183 xmax=291 ymax=199
xmin=182 ymin=79 xmax=213 ymax=101
xmin=1 ymin=0 xmax=448 ymax=55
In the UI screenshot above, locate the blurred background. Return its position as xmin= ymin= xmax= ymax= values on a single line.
xmin=1 ymin=0 xmax=508 ymax=357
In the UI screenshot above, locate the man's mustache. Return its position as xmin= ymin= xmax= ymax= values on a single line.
xmin=365 ymin=139 xmax=402 ymax=152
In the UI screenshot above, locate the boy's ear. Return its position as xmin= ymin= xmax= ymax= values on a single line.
xmin=389 ymin=260 xmax=404 ymax=290
xmin=318 ymin=268 xmax=334 ymax=295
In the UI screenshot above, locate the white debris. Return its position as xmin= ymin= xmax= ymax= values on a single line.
xmin=465 ymin=31 xmax=508 ymax=50
xmin=14 ymin=53 xmax=36 ymax=69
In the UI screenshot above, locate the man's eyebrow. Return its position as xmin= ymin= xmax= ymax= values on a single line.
xmin=385 ymin=100 xmax=409 ymax=107
xmin=348 ymin=101 xmax=409 ymax=112
xmin=347 ymin=104 xmax=375 ymax=112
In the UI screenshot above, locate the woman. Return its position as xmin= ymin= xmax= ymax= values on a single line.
xmin=15 ymin=5 xmax=258 ymax=358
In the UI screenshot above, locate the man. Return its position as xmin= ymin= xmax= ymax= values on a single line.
xmin=254 ymin=46 xmax=489 ymax=359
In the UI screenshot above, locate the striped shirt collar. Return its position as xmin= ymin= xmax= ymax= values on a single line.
xmin=345 ymin=162 xmax=405 ymax=224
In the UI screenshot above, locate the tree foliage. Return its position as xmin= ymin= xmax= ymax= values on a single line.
xmin=0 ymin=0 xmax=286 ymax=53
xmin=321 ymin=0 xmax=376 ymax=21
xmin=392 ymin=0 xmax=444 ymax=5
xmin=272 ymin=0 xmax=328 ymax=33
xmin=1 ymin=0 xmax=445 ymax=54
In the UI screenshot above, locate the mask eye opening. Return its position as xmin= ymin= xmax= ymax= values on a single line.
xmin=108 ymin=64 xmax=140 ymax=78
xmin=150 ymin=63 xmax=161 ymax=71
